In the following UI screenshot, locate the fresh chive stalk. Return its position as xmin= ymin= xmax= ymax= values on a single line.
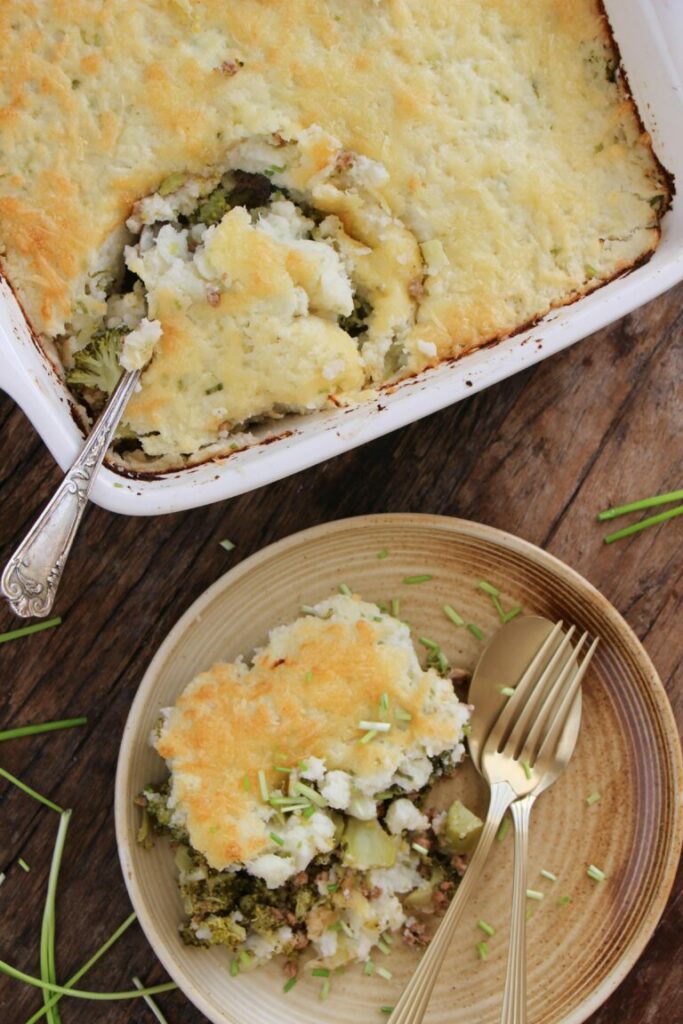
xmin=359 ymin=720 xmax=391 ymax=733
xmin=476 ymin=941 xmax=489 ymax=961
xmin=586 ymin=791 xmax=601 ymax=806
xmin=540 ymin=869 xmax=558 ymax=882
xmin=41 ymin=810 xmax=71 ymax=1024
xmin=377 ymin=548 xmax=389 ymax=559
xmin=477 ymin=920 xmax=495 ymax=937
xmin=294 ymin=781 xmax=326 ymax=807
xmin=363 ymin=960 xmax=375 ymax=976
xmin=500 ymin=687 xmax=515 ymax=697
xmin=379 ymin=693 xmax=389 ymax=718
xmin=132 ymin=976 xmax=170 ymax=1023
xmin=320 ymin=978 xmax=331 ymax=1000
xmin=25 ymin=913 xmax=138 ymax=1024
xmin=269 ymin=832 xmax=285 ymax=847
xmin=18 ymin=858 xmax=30 ymax=873
xmin=219 ymin=539 xmax=235 ymax=551
xmin=339 ymin=583 xmax=352 ymax=596
xmin=0 ymin=718 xmax=87 ymax=743
xmin=257 ymin=770 xmax=269 ymax=802
xmin=0 ymin=960 xmax=177 ymax=1001
xmin=0 ymin=767 xmax=63 ymax=815
xmin=411 ymin=843 xmax=429 ymax=856
xmin=394 ymin=708 xmax=412 ymax=722
xmin=380 ymin=1008 xmax=395 ymax=1016
xmin=587 ymin=864 xmax=606 ymax=882
xmin=358 ymin=729 xmax=378 ymax=744
xmin=229 ymin=959 xmax=240 ymax=977
xmin=376 ymin=966 xmax=393 ymax=981
xmin=521 ymin=761 xmax=532 ymax=780
xmin=0 ymin=617 xmax=62 ymax=646
xmin=597 ymin=489 xmax=683 ymax=521
xmin=283 ymin=976 xmax=298 ymax=993
xmin=496 ymin=818 xmax=511 ymax=842
xmin=467 ymin=624 xmax=484 ymax=641
xmin=402 ymin=575 xmax=432 ymax=585
xmin=603 ymin=504 xmax=683 ymax=544
xmin=526 ymin=889 xmax=544 ymax=901
xmin=477 ymin=580 xmax=500 ymax=597
xmin=312 ymin=967 xmax=330 ymax=978
xmin=390 ymin=598 xmax=400 ymax=618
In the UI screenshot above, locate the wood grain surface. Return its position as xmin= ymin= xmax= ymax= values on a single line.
xmin=0 ymin=284 xmax=681 ymax=1024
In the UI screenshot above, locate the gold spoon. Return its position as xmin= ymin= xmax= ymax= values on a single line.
xmin=390 ymin=617 xmax=596 ymax=1024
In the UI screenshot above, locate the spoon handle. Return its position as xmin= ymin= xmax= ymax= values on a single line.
xmin=391 ymin=780 xmax=516 ymax=1024
xmin=500 ymin=794 xmax=536 ymax=1024
xmin=1 ymin=369 xmax=140 ymax=618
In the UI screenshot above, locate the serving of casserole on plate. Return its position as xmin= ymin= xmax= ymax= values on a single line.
xmin=0 ymin=0 xmax=681 ymax=512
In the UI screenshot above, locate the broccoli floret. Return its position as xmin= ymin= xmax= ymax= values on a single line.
xmin=66 ymin=328 xmax=127 ymax=394
xmin=193 ymin=185 xmax=230 ymax=226
xmin=180 ymin=914 xmax=246 ymax=949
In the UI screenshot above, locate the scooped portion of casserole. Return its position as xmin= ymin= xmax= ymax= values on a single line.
xmin=140 ymin=594 xmax=476 ymax=977
xmin=0 ymin=1 xmax=672 ymax=468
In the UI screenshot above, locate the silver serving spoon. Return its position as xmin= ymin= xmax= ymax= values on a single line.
xmin=468 ymin=615 xmax=584 ymax=1024
xmin=1 ymin=368 xmax=140 ymax=618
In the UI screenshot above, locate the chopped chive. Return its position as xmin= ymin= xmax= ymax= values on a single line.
xmin=587 ymin=864 xmax=606 ymax=882
xmin=359 ymin=720 xmax=391 ymax=733
xmin=273 ymin=765 xmax=292 ymax=773
xmin=379 ymin=693 xmax=389 ymax=718
xmin=281 ymin=803 xmax=310 ymax=814
xmin=242 ymin=774 xmax=251 ymax=791
xmin=219 ymin=539 xmax=235 ymax=551
xmin=363 ymin=960 xmax=375 ymax=976
xmin=0 ymin=961 xmax=177 ymax=1001
xmin=390 ymin=598 xmax=400 ymax=618
xmin=419 ymin=636 xmax=440 ymax=651
xmin=411 ymin=843 xmax=429 ymax=856
xmin=603 ymin=504 xmax=683 ymax=544
xmin=377 ymin=937 xmax=392 ymax=956
xmin=304 ymin=670 xmax=313 ymax=683
xmin=376 ymin=966 xmax=393 ymax=981
xmin=375 ymin=792 xmax=393 ymax=802
xmin=339 ymin=583 xmax=352 ymax=596
xmin=340 ymin=920 xmax=354 ymax=938
xmin=132 ymin=976 xmax=170 ymax=1024
xmin=269 ymin=832 xmax=285 ymax=846
xmin=269 ymin=795 xmax=307 ymax=806
xmin=0 ymin=767 xmax=63 ymax=815
xmin=294 ymin=781 xmax=327 ymax=807
xmin=526 ymin=908 xmax=535 ymax=920
xmin=358 ymin=729 xmax=378 ymax=745
xmin=230 ymin=959 xmax=240 ymax=976
xmin=500 ymin=686 xmax=516 ymax=697
xmin=586 ymin=791 xmax=601 ymax=806
xmin=526 ymin=889 xmax=544 ymax=901
xmin=443 ymin=604 xmax=465 ymax=627
xmin=298 ymin=761 xmax=309 ymax=771
xmin=476 ymin=941 xmax=489 ymax=961
xmin=40 ymin=810 xmax=71 ymax=1022
xmin=18 ymin=858 xmax=30 ymax=872
xmin=597 ymin=489 xmax=683 ymax=521
xmin=521 ymin=761 xmax=532 ymax=780
xmin=467 ymin=624 xmax=484 ymax=641
xmin=381 ymin=933 xmax=394 ymax=946
xmin=0 ymin=718 xmax=87 ymax=743
xmin=502 ymin=606 xmax=522 ymax=623
xmin=302 ymin=806 xmax=315 ymax=819
xmin=0 ymin=617 xmax=62 ymax=646
xmin=380 ymin=1008 xmax=395 ymax=1016
xmin=312 ymin=968 xmax=330 ymax=978
xmin=395 ymin=708 xmax=412 ymax=723
xmin=558 ymin=895 xmax=572 ymax=906
xmin=283 ymin=977 xmax=298 ymax=993
xmin=540 ymin=869 xmax=558 ymax=882
xmin=25 ymin=913 xmax=138 ymax=1024
xmin=477 ymin=920 xmax=495 ymax=936
xmin=320 ymin=978 xmax=331 ymax=1001
xmin=301 ymin=605 xmax=317 ymax=615
xmin=402 ymin=575 xmax=432 ymax=585
xmin=496 ymin=818 xmax=511 ymax=842
xmin=327 ymin=883 xmax=339 ymax=893
xmin=257 ymin=770 xmax=269 ymax=802
xmin=477 ymin=580 xmax=500 ymax=597
xmin=377 ymin=549 xmax=389 ymax=559
xmin=240 ymin=951 xmax=254 ymax=967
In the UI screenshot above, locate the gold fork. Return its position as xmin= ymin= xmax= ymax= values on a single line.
xmin=390 ymin=621 xmax=598 ymax=1024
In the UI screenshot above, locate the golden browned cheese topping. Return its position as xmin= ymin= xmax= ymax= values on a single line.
xmin=0 ymin=0 xmax=670 ymax=451
xmin=155 ymin=599 xmax=466 ymax=870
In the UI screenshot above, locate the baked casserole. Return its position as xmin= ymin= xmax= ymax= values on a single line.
xmin=0 ymin=0 xmax=672 ymax=469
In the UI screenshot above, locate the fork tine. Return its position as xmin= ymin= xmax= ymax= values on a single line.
xmin=485 ymin=621 xmax=565 ymax=752
xmin=515 ymin=632 xmax=588 ymax=762
xmin=489 ymin=623 xmax=574 ymax=755
xmin=534 ymin=636 xmax=598 ymax=763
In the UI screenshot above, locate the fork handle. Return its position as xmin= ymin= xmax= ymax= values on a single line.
xmin=1 ymin=368 xmax=139 ymax=618
xmin=391 ymin=780 xmax=516 ymax=1024
xmin=500 ymin=794 xmax=536 ymax=1024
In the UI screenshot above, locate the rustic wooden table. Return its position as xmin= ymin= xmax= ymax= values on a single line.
xmin=0 ymin=285 xmax=681 ymax=1024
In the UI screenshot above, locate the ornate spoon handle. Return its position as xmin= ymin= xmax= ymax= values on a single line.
xmin=1 ymin=369 xmax=140 ymax=618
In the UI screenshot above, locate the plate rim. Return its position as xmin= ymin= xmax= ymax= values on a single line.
xmin=114 ymin=512 xmax=683 ymax=1024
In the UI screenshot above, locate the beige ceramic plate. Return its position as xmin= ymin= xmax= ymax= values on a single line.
xmin=115 ymin=514 xmax=682 ymax=1024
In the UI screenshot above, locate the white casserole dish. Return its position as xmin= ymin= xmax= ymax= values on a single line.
xmin=0 ymin=0 xmax=681 ymax=517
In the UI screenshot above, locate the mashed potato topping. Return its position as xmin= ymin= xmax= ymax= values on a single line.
xmin=0 ymin=1 xmax=671 ymax=468
xmin=143 ymin=594 xmax=474 ymax=971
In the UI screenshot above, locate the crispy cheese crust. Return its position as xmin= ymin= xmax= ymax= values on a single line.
xmin=0 ymin=0 xmax=672 ymax=463
xmin=155 ymin=598 xmax=465 ymax=871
